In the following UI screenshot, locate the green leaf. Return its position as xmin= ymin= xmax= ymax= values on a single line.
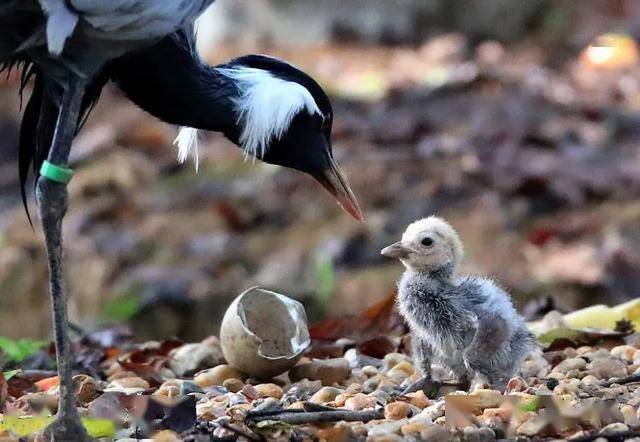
xmin=517 ymin=395 xmax=540 ymax=413
xmin=0 ymin=336 xmax=46 ymax=363
xmin=82 ymin=418 xmax=116 ymax=438
xmin=0 ymin=415 xmax=54 ymax=436
xmin=314 ymin=254 xmax=335 ymax=314
xmin=0 ymin=416 xmax=116 ymax=438
xmin=3 ymin=369 xmax=19 ymax=380
xmin=537 ymin=328 xmax=582 ymax=345
xmin=102 ymin=293 xmax=140 ymax=321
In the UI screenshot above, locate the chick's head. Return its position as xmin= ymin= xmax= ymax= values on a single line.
xmin=381 ymin=216 xmax=463 ymax=273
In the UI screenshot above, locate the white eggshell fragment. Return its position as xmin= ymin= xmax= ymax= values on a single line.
xmin=220 ymin=287 xmax=310 ymax=379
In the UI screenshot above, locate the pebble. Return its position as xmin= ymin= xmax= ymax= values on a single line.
xmin=222 ymin=378 xmax=244 ymax=393
xmin=156 ymin=380 xmax=181 ymax=398
xmin=180 ymin=381 xmax=203 ymax=396
xmin=153 ymin=430 xmax=182 ymax=442
xmin=588 ymin=358 xmax=628 ymax=380
xmin=169 ymin=340 xmax=224 ymax=376
xmin=194 ymin=365 xmax=243 ymax=388
xmin=289 ymin=358 xmax=350 ymax=385
xmin=463 ymin=426 xmax=496 ymax=441
xmin=385 ymin=401 xmax=411 ymax=420
xmin=310 ymin=387 xmax=343 ymax=403
xmin=405 ymin=391 xmax=430 ymax=408
xmin=621 ymin=405 xmax=640 ymax=427
xmin=334 ymin=393 xmax=353 ymax=407
xmin=254 ymin=383 xmax=283 ymax=399
xmin=344 ymin=393 xmax=377 ymax=410
xmin=73 ymin=374 xmax=98 ymax=403
xmin=610 ymin=345 xmax=637 ymax=362
xmin=581 ymin=375 xmax=601 ymax=386
xmin=317 ymin=422 xmax=355 ymax=442
xmin=553 ymin=357 xmax=587 ymax=374
xmin=470 ymin=389 xmax=503 ymax=409
xmin=240 ymin=384 xmax=258 ymax=401
xmin=517 ymin=414 xmax=547 ymax=436
xmin=599 ymin=422 xmax=629 ymax=435
xmin=105 ymin=377 xmax=149 ymax=394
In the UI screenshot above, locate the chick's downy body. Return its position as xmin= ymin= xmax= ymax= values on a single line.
xmin=383 ymin=217 xmax=535 ymax=390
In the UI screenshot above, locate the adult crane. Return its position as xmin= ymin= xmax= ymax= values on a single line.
xmin=2 ymin=1 xmax=362 ymax=439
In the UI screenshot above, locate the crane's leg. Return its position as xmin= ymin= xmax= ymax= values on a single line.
xmin=37 ymin=75 xmax=90 ymax=442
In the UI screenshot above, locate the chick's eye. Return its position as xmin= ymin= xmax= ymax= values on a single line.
xmin=421 ymin=237 xmax=434 ymax=247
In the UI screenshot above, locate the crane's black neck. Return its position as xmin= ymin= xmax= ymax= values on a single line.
xmin=108 ymin=29 xmax=240 ymax=140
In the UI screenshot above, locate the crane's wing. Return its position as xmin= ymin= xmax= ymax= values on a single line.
xmin=0 ymin=0 xmax=214 ymax=61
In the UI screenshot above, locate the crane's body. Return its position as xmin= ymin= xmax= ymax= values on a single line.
xmin=2 ymin=1 xmax=362 ymax=439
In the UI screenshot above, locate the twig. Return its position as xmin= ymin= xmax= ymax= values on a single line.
xmin=218 ymin=420 xmax=263 ymax=442
xmin=246 ymin=408 xmax=384 ymax=425
xmin=569 ymin=430 xmax=640 ymax=442
xmin=603 ymin=373 xmax=640 ymax=387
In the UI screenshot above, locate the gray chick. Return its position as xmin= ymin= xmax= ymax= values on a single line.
xmin=381 ymin=216 xmax=535 ymax=391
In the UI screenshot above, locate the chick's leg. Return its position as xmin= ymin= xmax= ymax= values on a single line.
xmin=463 ymin=311 xmax=510 ymax=391
xmin=402 ymin=336 xmax=438 ymax=395
xmin=38 ymin=75 xmax=90 ymax=441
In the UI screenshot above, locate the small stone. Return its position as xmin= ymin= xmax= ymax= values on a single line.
xmin=405 ymin=391 xmax=430 ymax=409
xmin=241 ymin=384 xmax=258 ymax=401
xmin=463 ymin=426 xmax=496 ymax=441
xmin=504 ymin=377 xmax=526 ymax=394
xmin=362 ymin=366 xmax=379 ymax=377
xmin=310 ymin=387 xmax=342 ymax=403
xmin=317 ymin=422 xmax=355 ymax=442
xmin=520 ymin=359 xmax=547 ymax=379
xmin=611 ymin=345 xmax=637 ymax=362
xmin=254 ymin=383 xmax=283 ymax=399
xmin=416 ymin=425 xmax=450 ymax=442
xmin=388 ymin=361 xmax=414 ymax=376
xmin=194 ymin=365 xmax=243 ymax=388
xmin=334 ymin=393 xmax=353 ymax=407
xmin=105 ymin=377 xmax=150 ymax=394
xmin=581 ymin=375 xmax=601 ymax=386
xmin=156 ymin=380 xmax=182 ymax=398
xmin=483 ymin=406 xmax=511 ymax=422
xmin=344 ymin=393 xmax=377 ymax=410
xmin=345 ymin=383 xmax=363 ymax=394
xmin=179 ymin=381 xmax=203 ymax=396
xmin=621 ymin=405 xmax=639 ymax=427
xmin=153 ymin=430 xmax=182 ymax=442
xmin=169 ymin=340 xmax=224 ymax=377
xmin=599 ymin=422 xmax=629 ymax=435
xmin=289 ymin=358 xmax=350 ymax=386
xmin=222 ymin=378 xmax=244 ymax=393
xmin=554 ymin=357 xmax=587 ymax=374
xmin=73 ymin=374 xmax=98 ymax=403
xmin=470 ymin=389 xmax=503 ymax=409
xmin=385 ymin=401 xmax=411 ymax=420
xmin=588 ymin=358 xmax=628 ymax=380
xmin=576 ymin=346 xmax=592 ymax=355
xmin=517 ymin=414 xmax=547 ymax=436
xmin=196 ymin=399 xmax=226 ymax=420
xmin=400 ymin=421 xmax=428 ymax=435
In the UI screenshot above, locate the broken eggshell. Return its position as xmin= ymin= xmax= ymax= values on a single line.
xmin=220 ymin=287 xmax=310 ymax=379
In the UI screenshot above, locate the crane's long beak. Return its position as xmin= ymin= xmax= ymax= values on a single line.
xmin=381 ymin=241 xmax=412 ymax=258
xmin=314 ymin=156 xmax=364 ymax=222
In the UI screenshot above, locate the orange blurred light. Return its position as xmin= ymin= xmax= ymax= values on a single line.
xmin=582 ymin=33 xmax=639 ymax=69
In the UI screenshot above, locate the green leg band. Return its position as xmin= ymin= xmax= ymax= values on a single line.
xmin=40 ymin=161 xmax=74 ymax=185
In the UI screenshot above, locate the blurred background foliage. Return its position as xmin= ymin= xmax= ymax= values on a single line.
xmin=0 ymin=0 xmax=640 ymax=340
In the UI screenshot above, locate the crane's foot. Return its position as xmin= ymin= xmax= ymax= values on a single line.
xmin=43 ymin=414 xmax=91 ymax=442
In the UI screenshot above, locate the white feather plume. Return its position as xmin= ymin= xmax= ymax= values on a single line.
xmin=217 ymin=67 xmax=322 ymax=161
xmin=174 ymin=127 xmax=200 ymax=171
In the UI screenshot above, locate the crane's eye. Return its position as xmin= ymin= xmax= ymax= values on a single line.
xmin=421 ymin=237 xmax=434 ymax=247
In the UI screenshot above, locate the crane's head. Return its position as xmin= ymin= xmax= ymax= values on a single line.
xmin=381 ymin=216 xmax=464 ymax=273
xmin=181 ymin=54 xmax=362 ymax=222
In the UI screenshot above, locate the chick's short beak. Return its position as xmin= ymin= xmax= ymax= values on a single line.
xmin=314 ymin=156 xmax=364 ymax=222
xmin=381 ymin=241 xmax=412 ymax=259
